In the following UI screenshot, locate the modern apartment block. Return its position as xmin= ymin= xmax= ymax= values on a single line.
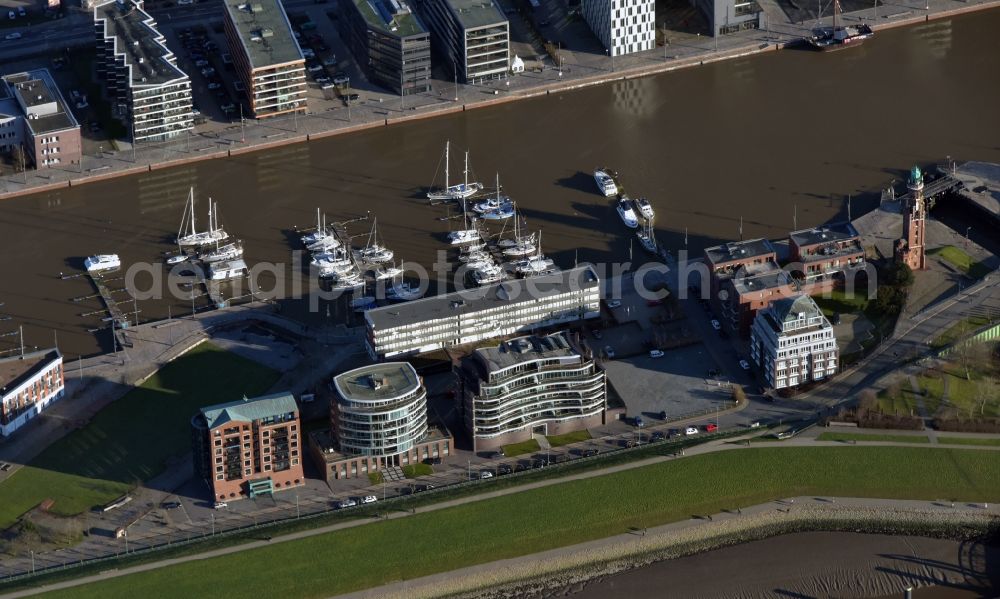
xmin=94 ymin=0 xmax=193 ymax=142
xmin=415 ymin=0 xmax=509 ymax=83
xmin=789 ymin=223 xmax=866 ymax=282
xmin=0 ymin=71 xmax=81 ymax=169
xmin=461 ymin=331 xmax=605 ymax=452
xmin=703 ymin=238 xmax=778 ymax=300
xmin=191 ymin=392 xmax=304 ymax=501
xmin=223 ymin=0 xmax=307 ymax=118
xmin=749 ymin=295 xmax=839 ymax=390
xmin=339 ymin=0 xmax=432 ymax=95
xmin=309 ymin=362 xmax=452 ymax=480
xmin=690 ymin=0 xmax=762 ymax=36
xmin=581 ymin=0 xmax=655 ymax=57
xmin=364 ymin=265 xmax=602 ymax=359
xmin=0 ymin=349 xmax=64 ymax=437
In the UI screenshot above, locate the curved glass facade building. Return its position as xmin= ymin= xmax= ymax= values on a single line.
xmin=332 ymin=362 xmax=428 ymax=458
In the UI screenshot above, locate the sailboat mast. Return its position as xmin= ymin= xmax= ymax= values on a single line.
xmin=189 ymin=188 xmax=197 ymax=236
xmin=465 ymin=151 xmax=470 ymax=191
xmin=444 ymin=141 xmax=450 ymax=189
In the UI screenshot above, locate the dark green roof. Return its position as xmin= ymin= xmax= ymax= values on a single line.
xmin=201 ymin=391 xmax=297 ymax=429
xmin=352 ymin=0 xmax=427 ymax=37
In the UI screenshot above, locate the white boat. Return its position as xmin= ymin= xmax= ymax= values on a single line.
xmin=208 ymin=259 xmax=247 ymax=281
xmin=448 ymin=228 xmax=480 ymax=245
xmin=165 ymin=253 xmax=189 ymax=265
xmin=84 ymin=254 xmax=120 ymax=273
xmin=500 ymin=204 xmax=536 ymax=257
xmin=460 ymin=250 xmax=491 ymax=264
xmin=472 ymin=263 xmax=505 ymax=285
xmin=635 ymin=197 xmax=654 ymax=221
xmin=386 ymin=281 xmax=423 ymax=301
xmin=332 ymin=275 xmax=365 ymax=290
xmin=312 ymin=251 xmax=355 ymax=277
xmin=357 ymin=217 xmax=394 ymax=264
xmin=373 ymin=265 xmax=403 ymax=280
xmin=427 ymin=141 xmax=484 ymax=201
xmin=617 ymin=197 xmax=639 ymax=229
xmin=176 ymin=188 xmax=228 ymax=247
xmin=473 ymin=174 xmax=515 ymax=220
xmin=594 ymin=169 xmax=618 ymax=197
xmin=201 ymin=241 xmax=243 ymax=263
xmin=307 ymin=236 xmax=341 ymax=253
xmin=459 ymin=242 xmax=487 ymax=253
xmin=301 ymin=208 xmax=337 ymax=248
xmin=512 ymin=231 xmax=558 ymax=277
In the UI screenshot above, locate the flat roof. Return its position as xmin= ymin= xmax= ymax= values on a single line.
xmin=0 ymin=349 xmax=61 ymax=396
xmin=474 ymin=331 xmax=579 ymax=372
xmin=365 ymin=265 xmax=600 ymax=331
xmin=224 ymin=0 xmax=303 ymax=69
xmin=789 ymin=222 xmax=859 ymax=248
xmin=447 ymin=0 xmax=507 ymax=30
xmin=705 ymin=238 xmax=775 ymax=266
xmin=731 ymin=263 xmax=795 ymax=296
xmin=94 ymin=0 xmax=188 ymax=86
xmin=2 ymin=70 xmax=80 ymax=135
xmin=761 ymin=294 xmax=830 ymax=335
xmin=200 ymin=391 xmax=297 ymax=429
xmin=333 ymin=362 xmax=421 ymax=402
xmin=352 ymin=0 xmax=427 ymax=37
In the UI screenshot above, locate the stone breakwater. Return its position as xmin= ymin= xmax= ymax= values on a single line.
xmin=355 ymin=503 xmax=999 ymax=599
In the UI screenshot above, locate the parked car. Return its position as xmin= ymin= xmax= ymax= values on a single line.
xmin=161 ymin=501 xmax=181 ymax=509
xmin=705 ymin=423 xmax=718 ymax=432
xmin=4 ymin=32 xmax=21 ymax=40
xmin=307 ymin=63 xmax=323 ymax=73
xmin=361 ymin=495 xmax=377 ymax=504
xmin=322 ymin=56 xmax=337 ymax=66
xmin=207 ymin=82 xmax=221 ymax=90
xmin=7 ymin=10 xmax=15 ymax=19
xmin=649 ymin=349 xmax=664 ymax=358
xmin=749 ymin=421 xmax=761 ymax=429
xmin=685 ymin=426 xmax=698 ymax=435
xmin=497 ymin=464 xmax=512 ymax=475
xmin=213 ymin=501 xmax=228 ymax=509
xmin=201 ymin=67 xmax=216 ymax=77
xmin=222 ymin=52 xmax=232 ymax=65
xmin=195 ymin=59 xmax=209 ymax=67
xmin=220 ymin=102 xmax=235 ymax=113
xmin=480 ymin=470 xmax=493 ymax=479
xmin=606 ymin=300 xmax=621 ymax=308
xmin=333 ymin=72 xmax=350 ymax=85
xmin=739 ymin=359 xmax=750 ymax=370
xmin=424 ymin=457 xmax=441 ymax=465
xmin=337 ymin=498 xmax=357 ymax=509
xmin=345 ymin=93 xmax=359 ymax=102
xmin=302 ymin=48 xmax=316 ymax=59
xmin=711 ymin=319 xmax=721 ymax=330
xmin=18 ymin=6 xmax=26 ymax=16
xmin=315 ymin=76 xmax=331 ymax=85
xmin=603 ymin=345 xmax=615 ymax=359
xmin=178 ymin=0 xmax=194 ymax=5
xmin=581 ymin=448 xmax=598 ymax=457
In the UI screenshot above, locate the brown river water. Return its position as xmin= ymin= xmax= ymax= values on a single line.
xmin=1 ymin=10 xmax=998 ymax=357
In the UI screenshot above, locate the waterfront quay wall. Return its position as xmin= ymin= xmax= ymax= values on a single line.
xmin=0 ymin=2 xmax=997 ymax=201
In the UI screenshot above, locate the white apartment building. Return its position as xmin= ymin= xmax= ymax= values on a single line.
xmin=749 ymin=295 xmax=839 ymax=390
xmin=581 ymin=0 xmax=655 ymax=57
xmin=463 ymin=331 xmax=606 ymax=452
xmin=0 ymin=349 xmax=64 ymax=437
xmin=364 ymin=266 xmax=601 ymax=359
xmin=94 ymin=0 xmax=193 ymax=142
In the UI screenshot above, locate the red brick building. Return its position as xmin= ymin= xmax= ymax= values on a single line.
xmin=0 ymin=70 xmax=81 ymax=170
xmin=895 ymin=166 xmax=927 ymax=271
xmin=789 ymin=222 xmax=866 ymax=283
xmin=192 ymin=392 xmax=304 ymax=501
xmin=720 ymin=263 xmax=799 ymax=335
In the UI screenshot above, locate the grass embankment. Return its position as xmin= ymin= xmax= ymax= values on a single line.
xmin=811 ymin=289 xmax=869 ymax=318
xmin=938 ymin=437 xmax=1000 ymax=447
xmin=928 ymin=246 xmax=992 ymax=280
xmin=0 ymin=343 xmax=278 ymax=529
xmin=930 ymin=315 xmax=991 ymax=349
xmin=45 ymin=447 xmax=1000 ymax=599
xmin=502 ymin=439 xmax=541 ymax=457
xmin=876 ymin=374 xmax=941 ymax=416
xmin=817 ymin=432 xmax=929 ymax=444
xmin=545 ymin=430 xmax=592 ymax=447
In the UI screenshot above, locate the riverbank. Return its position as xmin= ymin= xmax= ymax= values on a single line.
xmin=0 ymin=0 xmax=997 ymax=201
xmin=337 ymin=498 xmax=1000 ymax=599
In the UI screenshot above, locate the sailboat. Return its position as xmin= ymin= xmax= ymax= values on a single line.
xmin=312 ymin=249 xmax=355 ymax=278
xmin=176 ymin=188 xmax=228 ymax=247
xmin=512 ymin=231 xmax=557 ymax=277
xmin=473 ymin=174 xmax=514 ymax=220
xmin=357 ymin=217 xmax=394 ymax=263
xmin=302 ymin=208 xmax=339 ymax=249
xmin=501 ymin=205 xmax=536 ymax=257
xmin=807 ymin=0 xmax=873 ymax=50
xmin=427 ymin=141 xmax=483 ymax=201
xmin=373 ymin=263 xmax=403 ymax=280
xmin=635 ymin=197 xmax=654 ymax=221
xmin=472 ymin=263 xmax=505 ymax=285
xmin=386 ymin=281 xmax=423 ymax=301
xmin=637 ymin=219 xmax=657 ymax=254
xmin=448 ymin=198 xmax=480 ymax=245
xmin=200 ymin=240 xmax=243 ymax=263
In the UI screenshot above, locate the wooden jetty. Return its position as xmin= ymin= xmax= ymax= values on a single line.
xmin=85 ymin=271 xmax=130 ymax=329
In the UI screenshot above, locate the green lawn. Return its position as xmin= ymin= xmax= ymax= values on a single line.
xmin=811 ymin=288 xmax=869 ymax=319
xmin=938 ymin=437 xmax=1000 ymax=447
xmin=502 ymin=439 xmax=541 ymax=457
xmin=368 ymin=472 xmax=384 ymax=485
xmin=48 ymin=447 xmax=1000 ymax=599
xmin=402 ymin=463 xmax=434 ymax=478
xmin=930 ymin=315 xmax=991 ymax=349
xmin=817 ymin=432 xmax=929 ymax=444
xmin=0 ymin=343 xmax=278 ymax=528
xmin=545 ymin=430 xmax=592 ymax=447
xmin=928 ymin=246 xmax=992 ymax=280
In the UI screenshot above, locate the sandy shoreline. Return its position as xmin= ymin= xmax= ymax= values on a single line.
xmin=333 ymin=499 xmax=1000 ymax=599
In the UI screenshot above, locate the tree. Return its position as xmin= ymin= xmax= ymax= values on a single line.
xmin=858 ymin=389 xmax=878 ymax=413
xmin=873 ymin=285 xmax=904 ymax=316
xmin=888 ymin=262 xmax=914 ymax=288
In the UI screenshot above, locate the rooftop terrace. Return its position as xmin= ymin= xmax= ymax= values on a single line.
xmin=474 ymin=331 xmax=580 ymax=372
xmin=447 ymin=0 xmax=507 ymax=30
xmin=353 ymin=0 xmax=426 ymax=37
xmin=705 ymin=238 xmax=776 ymax=266
xmin=731 ymin=263 xmax=796 ymax=296
xmin=333 ymin=362 xmax=421 ymax=402
xmin=94 ymin=0 xmax=188 ymax=86
xmin=790 ymin=222 xmax=860 ymax=248
xmin=224 ymin=0 xmax=303 ymax=69
xmin=2 ymin=70 xmax=79 ymax=135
